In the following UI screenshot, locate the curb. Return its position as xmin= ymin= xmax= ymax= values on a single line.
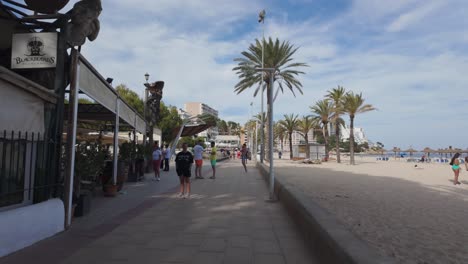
xmin=256 ymin=162 xmax=394 ymax=264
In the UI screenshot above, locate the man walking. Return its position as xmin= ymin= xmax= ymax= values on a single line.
xmin=209 ymin=141 xmax=217 ymax=179
xmin=175 ymin=143 xmax=194 ymax=198
xmin=193 ymin=140 xmax=204 ymax=179
xmin=163 ymin=144 xmax=171 ymax=171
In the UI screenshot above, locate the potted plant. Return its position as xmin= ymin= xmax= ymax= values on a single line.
xmin=74 ymin=140 xmax=108 ymax=214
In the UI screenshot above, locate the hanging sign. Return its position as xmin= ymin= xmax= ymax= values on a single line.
xmin=11 ymin=32 xmax=58 ymax=69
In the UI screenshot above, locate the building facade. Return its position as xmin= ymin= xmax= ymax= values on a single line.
xmin=340 ymin=125 xmax=368 ymax=144
xmin=277 ymin=130 xmax=315 ymax=152
xmin=184 ymin=102 xmax=219 ymax=139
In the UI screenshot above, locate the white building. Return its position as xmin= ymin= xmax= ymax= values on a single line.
xmin=276 ymin=130 xmax=315 ymax=151
xmin=177 ymin=108 xmax=191 ymax=120
xmin=184 ymin=102 xmax=219 ymax=139
xmin=340 ymin=125 xmax=368 ymax=144
xmin=215 ymin=135 xmax=240 ymax=149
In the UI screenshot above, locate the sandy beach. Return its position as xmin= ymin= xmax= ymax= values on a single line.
xmin=273 ymin=155 xmax=468 ymax=264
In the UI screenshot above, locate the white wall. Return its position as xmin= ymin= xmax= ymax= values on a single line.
xmin=0 ymin=199 xmax=64 ymax=257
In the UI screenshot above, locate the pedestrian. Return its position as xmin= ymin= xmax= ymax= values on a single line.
xmin=193 ymin=140 xmax=204 ymax=179
xmin=450 ymin=152 xmax=461 ymax=185
xmin=279 ymin=151 xmax=282 ymax=159
xmin=152 ymin=144 xmax=162 ymax=181
xmin=241 ymin=143 xmax=248 ymax=172
xmin=160 ymin=145 xmax=165 ymax=170
xmin=465 ymin=156 xmax=468 ymax=171
xmin=237 ymin=149 xmax=241 ymax=159
xmin=209 ymin=141 xmax=217 ymax=179
xmin=175 ymin=143 xmax=194 ymax=198
xmin=164 ymin=144 xmax=171 ymax=171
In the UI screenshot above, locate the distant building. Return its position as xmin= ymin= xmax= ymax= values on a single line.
xmin=215 ymin=135 xmax=240 ymax=149
xmin=177 ymin=108 xmax=190 ymax=120
xmin=184 ymin=102 xmax=219 ymax=139
xmin=184 ymin=102 xmax=219 ymax=118
xmin=277 ymin=130 xmax=314 ymax=151
xmin=340 ymin=125 xmax=368 ymax=144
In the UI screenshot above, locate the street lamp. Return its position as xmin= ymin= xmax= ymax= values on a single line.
xmin=256 ymin=67 xmax=277 ymax=200
xmin=258 ymin=9 xmax=266 ymax=164
xmin=143 ymin=73 xmax=150 ymax=146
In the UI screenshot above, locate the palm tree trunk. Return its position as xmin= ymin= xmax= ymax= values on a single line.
xmin=335 ymin=121 xmax=341 ymax=163
xmin=280 ymin=138 xmax=284 ymax=151
xmin=305 ymin=134 xmax=310 ymax=159
xmin=350 ymin=116 xmax=355 ymax=165
xmin=289 ymin=133 xmax=293 ymax=159
xmin=323 ymin=123 xmax=329 ymax=160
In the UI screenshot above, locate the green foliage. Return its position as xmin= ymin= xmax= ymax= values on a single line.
xmin=75 ymin=141 xmax=108 ymax=182
xmin=78 ymin=98 xmax=93 ymax=104
xmin=178 ymin=137 xmax=206 ymax=148
xmin=233 ymin=37 xmax=308 ymax=100
xmin=115 ymin=84 xmax=144 ymax=116
xmin=119 ymin=142 xmax=135 ymax=162
xmin=158 ymin=102 xmax=183 ymax=144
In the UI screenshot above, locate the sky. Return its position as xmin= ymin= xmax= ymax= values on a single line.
xmin=56 ymin=0 xmax=467 ymax=150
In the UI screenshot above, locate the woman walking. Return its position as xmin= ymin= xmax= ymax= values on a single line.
xmin=450 ymin=152 xmax=461 ymax=185
xmin=241 ymin=143 xmax=248 ymax=173
xmin=152 ymin=144 xmax=162 ymax=181
xmin=175 ymin=143 xmax=194 ymax=198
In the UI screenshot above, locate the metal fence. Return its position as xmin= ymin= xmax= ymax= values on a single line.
xmin=0 ymin=130 xmax=61 ymax=209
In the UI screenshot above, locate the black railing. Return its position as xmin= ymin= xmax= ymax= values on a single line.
xmin=0 ymin=130 xmax=62 ymax=209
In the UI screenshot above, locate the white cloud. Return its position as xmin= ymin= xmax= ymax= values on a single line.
xmin=386 ymin=1 xmax=443 ymax=32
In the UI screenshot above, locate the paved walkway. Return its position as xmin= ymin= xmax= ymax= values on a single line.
xmin=1 ymin=159 xmax=317 ymax=264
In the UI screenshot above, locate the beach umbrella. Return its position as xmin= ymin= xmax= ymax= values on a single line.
xmin=392 ymin=147 xmax=400 ymax=158
xmin=423 ymin=147 xmax=436 ymax=157
xmin=404 ymin=147 xmax=418 ymax=157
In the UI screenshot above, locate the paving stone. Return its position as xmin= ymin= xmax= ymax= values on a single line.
xmin=162 ymin=246 xmax=198 ymax=262
xmin=254 ymin=240 xmax=282 ymax=254
xmin=223 ymin=247 xmax=252 ymax=264
xmin=254 ymin=253 xmax=286 ymax=264
xmin=191 ymin=252 xmax=224 ymax=264
xmin=229 ymin=235 xmax=252 ymax=248
xmin=144 ymin=237 xmax=177 ymax=250
xmin=177 ymin=234 xmax=204 ymax=246
xmin=200 ymin=238 xmax=227 ymax=252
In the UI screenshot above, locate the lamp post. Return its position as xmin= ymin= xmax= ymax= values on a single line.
xmin=256 ymin=67 xmax=276 ymax=200
xmin=143 ymin=73 xmax=150 ymax=145
xmin=258 ymin=9 xmax=265 ymax=164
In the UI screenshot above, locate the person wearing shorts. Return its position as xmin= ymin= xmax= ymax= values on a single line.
xmin=152 ymin=144 xmax=162 ymax=181
xmin=193 ymin=141 xmax=204 ymax=179
xmin=175 ymin=143 xmax=194 ymax=198
xmin=241 ymin=143 xmax=248 ymax=172
xmin=209 ymin=142 xmax=217 ymax=179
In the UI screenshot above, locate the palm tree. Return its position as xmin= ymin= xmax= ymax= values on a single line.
xmin=233 ymin=37 xmax=308 ymax=97
xmin=233 ymin=37 xmax=308 ymax=160
xmin=326 ymin=86 xmax=347 ymax=163
xmin=274 ymin=122 xmax=287 ymax=152
xmin=310 ymin=100 xmax=333 ymax=158
xmin=343 ymin=92 xmax=376 ymax=165
xmin=278 ymin=114 xmax=299 ymax=159
xmin=297 ymin=116 xmax=316 ymax=159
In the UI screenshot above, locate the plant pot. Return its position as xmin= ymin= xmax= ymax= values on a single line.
xmin=103 ymin=184 xmax=118 ymax=197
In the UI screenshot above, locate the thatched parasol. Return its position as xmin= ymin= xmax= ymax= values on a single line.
xmin=403 ymin=147 xmax=418 ymax=157
xmin=422 ymin=147 xmax=436 ymax=157
xmin=392 ymin=147 xmax=401 ymax=157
